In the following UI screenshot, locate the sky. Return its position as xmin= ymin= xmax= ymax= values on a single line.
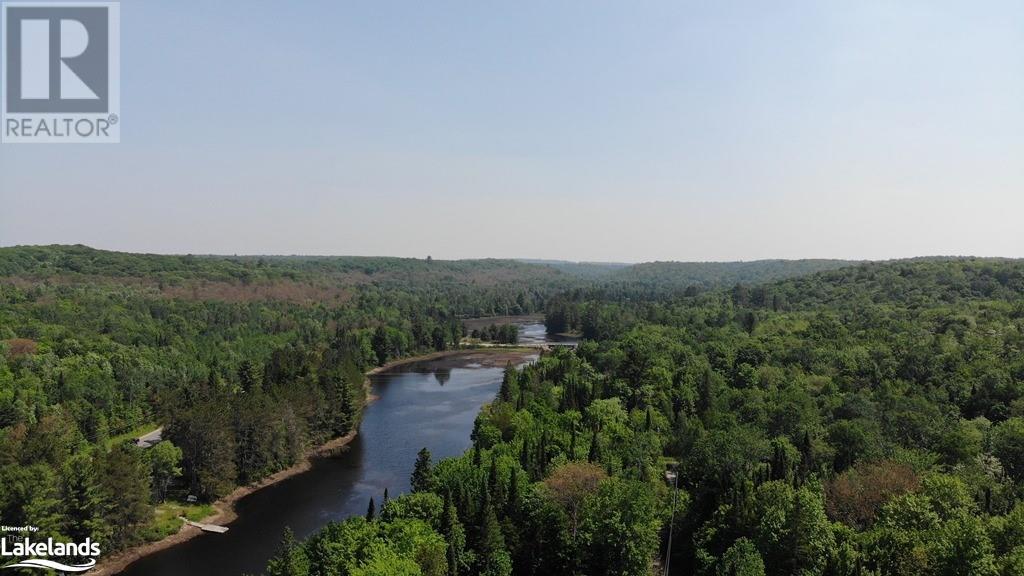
xmin=1 ymin=0 xmax=1022 ymax=262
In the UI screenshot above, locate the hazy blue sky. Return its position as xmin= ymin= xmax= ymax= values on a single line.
xmin=1 ymin=0 xmax=1022 ymax=261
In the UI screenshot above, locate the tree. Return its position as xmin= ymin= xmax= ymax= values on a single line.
xmin=993 ymin=418 xmax=1024 ymax=482
xmin=442 ymin=495 xmax=468 ymax=576
xmin=579 ymin=478 xmax=662 ymax=576
xmin=479 ymin=504 xmax=512 ymax=576
xmin=783 ymin=486 xmax=835 ymax=576
xmin=238 ymin=360 xmax=264 ymax=393
xmin=366 ymin=497 xmax=376 ymax=521
xmin=828 ymin=419 xmax=883 ymax=472
xmin=372 ymin=327 xmax=389 ymax=365
xmin=499 ymin=363 xmax=517 ymax=403
xmin=718 ymin=538 xmax=765 ymax=576
xmin=825 ymin=460 xmax=918 ymax=528
xmin=265 ymin=527 xmax=310 ymax=576
xmin=99 ymin=443 xmax=153 ymax=550
xmin=543 ymin=462 xmax=606 ymax=538
xmin=588 ymin=430 xmax=602 ymax=464
xmin=411 ymin=447 xmax=434 ymax=493
xmin=381 ymin=492 xmax=443 ymax=527
xmin=167 ymin=386 xmax=237 ymax=500
xmin=60 ymin=455 xmax=111 ymax=545
xmin=332 ymin=376 xmax=356 ymax=436
xmin=147 ymin=440 xmax=183 ymax=502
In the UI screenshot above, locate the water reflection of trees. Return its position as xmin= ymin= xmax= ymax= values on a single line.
xmin=434 ymin=368 xmax=451 ymax=386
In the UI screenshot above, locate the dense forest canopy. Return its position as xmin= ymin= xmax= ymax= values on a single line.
xmin=604 ymin=259 xmax=858 ymax=289
xmin=266 ymin=257 xmax=1024 ymax=576
xmin=2 ymin=246 xmax=1024 ymax=575
xmin=0 ymin=246 xmax=579 ymax=557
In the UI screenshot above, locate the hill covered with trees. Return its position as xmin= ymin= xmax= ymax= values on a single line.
xmin=268 ymin=257 xmax=1024 ymax=576
xmin=0 ymin=246 xmax=576 ymax=557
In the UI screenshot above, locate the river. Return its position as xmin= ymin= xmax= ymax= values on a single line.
xmin=116 ymin=323 xmax=560 ymax=576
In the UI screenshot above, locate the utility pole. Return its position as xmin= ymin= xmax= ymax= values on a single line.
xmin=663 ymin=465 xmax=679 ymax=576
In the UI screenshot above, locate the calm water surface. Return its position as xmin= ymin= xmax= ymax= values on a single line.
xmin=116 ymin=327 xmax=551 ymax=576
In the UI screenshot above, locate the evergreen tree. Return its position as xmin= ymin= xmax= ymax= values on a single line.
xmin=442 ymin=495 xmax=468 ymax=576
xmin=332 ymin=377 xmax=355 ymax=436
xmin=411 ymin=447 xmax=434 ymax=493
xmin=519 ymin=439 xmax=530 ymax=472
xmin=506 ymin=467 xmax=520 ymax=516
xmin=499 ymin=363 xmax=516 ymax=402
xmin=61 ymin=454 xmax=112 ymax=546
xmin=99 ymin=444 xmax=153 ymax=550
xmin=238 ymin=359 xmax=264 ymax=393
xmin=265 ymin=527 xmax=310 ymax=576
xmin=479 ymin=504 xmax=512 ymax=576
xmin=588 ymin=430 xmax=602 ymax=464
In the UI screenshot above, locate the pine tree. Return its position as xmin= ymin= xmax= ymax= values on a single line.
xmin=332 ymin=377 xmax=354 ymax=436
xmin=366 ymin=497 xmax=375 ymax=521
xmin=798 ymin=430 xmax=814 ymax=484
xmin=238 ymin=359 xmax=264 ymax=393
xmin=506 ymin=467 xmax=520 ymax=516
xmin=488 ymin=457 xmax=499 ymax=494
xmin=499 ymin=363 xmax=516 ymax=402
xmin=99 ymin=444 xmax=153 ymax=549
xmin=588 ymin=430 xmax=602 ymax=464
xmin=411 ymin=447 xmax=434 ymax=492
xmin=442 ymin=495 xmax=467 ymax=576
xmin=537 ymin=430 xmax=549 ymax=475
xmin=479 ymin=504 xmax=512 ymax=576
xmin=265 ymin=527 xmax=310 ymax=576
xmin=477 ymin=476 xmax=491 ymax=528
xmin=61 ymin=454 xmax=112 ymax=545
xmin=519 ymin=439 xmax=530 ymax=475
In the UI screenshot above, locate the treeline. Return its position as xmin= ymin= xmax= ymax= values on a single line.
xmin=469 ymin=324 xmax=519 ymax=345
xmin=0 ymin=246 xmax=566 ymax=318
xmin=158 ymin=345 xmax=364 ymax=499
xmin=277 ymin=258 xmax=1024 ymax=576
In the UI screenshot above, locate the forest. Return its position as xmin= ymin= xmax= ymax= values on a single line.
xmin=0 ymin=246 xmax=563 ymax=557
xmin=1 ymin=247 xmax=1023 ymax=575
xmin=265 ymin=258 xmax=1024 ymax=576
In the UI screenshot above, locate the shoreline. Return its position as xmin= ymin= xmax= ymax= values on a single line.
xmin=92 ymin=429 xmax=358 ymax=576
xmin=366 ymin=346 xmax=536 ymax=375
xmin=96 ymin=346 xmax=537 ymax=575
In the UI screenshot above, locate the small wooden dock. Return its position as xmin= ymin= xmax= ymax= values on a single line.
xmin=179 ymin=517 xmax=229 ymax=533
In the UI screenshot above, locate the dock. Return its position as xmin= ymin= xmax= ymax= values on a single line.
xmin=179 ymin=517 xmax=229 ymax=533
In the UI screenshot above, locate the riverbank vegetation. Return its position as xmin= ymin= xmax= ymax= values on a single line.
xmin=269 ymin=258 xmax=1024 ymax=576
xmin=4 ymin=246 xmax=1021 ymax=575
xmin=0 ymin=246 xmax=574 ymax=558
xmin=468 ymin=324 xmax=520 ymax=345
